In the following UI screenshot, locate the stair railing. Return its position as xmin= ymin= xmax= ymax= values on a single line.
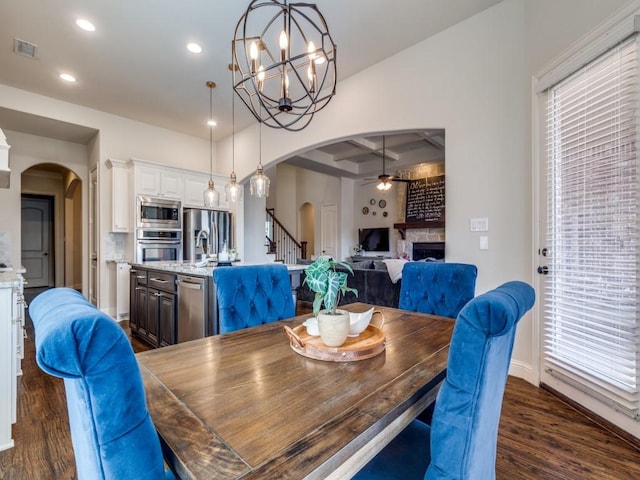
xmin=265 ymin=208 xmax=307 ymax=264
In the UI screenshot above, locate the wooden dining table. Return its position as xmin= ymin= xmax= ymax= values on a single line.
xmin=136 ymin=302 xmax=455 ymax=480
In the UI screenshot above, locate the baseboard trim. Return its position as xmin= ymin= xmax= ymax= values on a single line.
xmin=508 ymin=360 xmax=536 ymax=386
xmin=541 ymin=383 xmax=640 ymax=452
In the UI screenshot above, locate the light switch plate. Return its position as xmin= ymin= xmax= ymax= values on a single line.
xmin=480 ymin=236 xmax=489 ymax=250
xmin=470 ymin=217 xmax=489 ymax=232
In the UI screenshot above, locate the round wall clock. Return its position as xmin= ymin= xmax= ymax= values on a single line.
xmin=362 ymin=207 xmax=369 ymax=214
xmin=369 ymin=198 xmax=376 ymax=205
xmin=378 ymin=199 xmax=387 ymax=208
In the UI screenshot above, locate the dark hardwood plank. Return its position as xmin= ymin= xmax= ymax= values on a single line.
xmin=497 ymin=376 xmax=640 ymax=479
xmin=0 ymin=294 xmax=638 ymax=479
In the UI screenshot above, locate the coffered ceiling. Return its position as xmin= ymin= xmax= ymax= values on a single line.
xmin=284 ymin=130 xmax=445 ymax=180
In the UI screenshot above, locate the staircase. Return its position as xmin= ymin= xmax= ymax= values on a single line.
xmin=265 ymin=209 xmax=307 ymax=264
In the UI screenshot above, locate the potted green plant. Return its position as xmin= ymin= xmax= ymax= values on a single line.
xmin=303 ymin=257 xmax=358 ymax=346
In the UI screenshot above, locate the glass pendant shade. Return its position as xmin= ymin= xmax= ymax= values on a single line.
xmin=204 ymin=179 xmax=220 ymax=208
xmin=250 ymin=165 xmax=270 ymax=197
xmin=225 ymin=172 xmax=242 ymax=203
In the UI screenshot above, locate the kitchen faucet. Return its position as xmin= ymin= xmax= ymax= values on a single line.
xmin=195 ymin=229 xmax=209 ymax=256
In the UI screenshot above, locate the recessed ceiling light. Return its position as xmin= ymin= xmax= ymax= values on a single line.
xmin=207 ymin=119 xmax=217 ymax=127
xmin=187 ymin=43 xmax=202 ymax=54
xmin=59 ymin=73 xmax=77 ymax=82
xmin=76 ymin=19 xmax=96 ymax=32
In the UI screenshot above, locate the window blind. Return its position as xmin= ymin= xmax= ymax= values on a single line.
xmin=544 ymin=35 xmax=640 ymax=418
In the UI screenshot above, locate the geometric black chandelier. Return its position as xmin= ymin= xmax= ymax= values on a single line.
xmin=231 ymin=0 xmax=337 ymax=131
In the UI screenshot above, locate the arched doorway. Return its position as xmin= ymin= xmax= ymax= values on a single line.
xmin=21 ymin=163 xmax=82 ymax=290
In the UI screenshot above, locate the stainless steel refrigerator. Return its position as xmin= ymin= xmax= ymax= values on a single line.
xmin=183 ymin=208 xmax=232 ymax=261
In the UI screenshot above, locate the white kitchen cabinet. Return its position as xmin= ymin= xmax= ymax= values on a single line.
xmin=134 ymin=165 xmax=184 ymax=199
xmin=105 ymin=159 xmax=131 ymax=232
xmin=1 ymin=268 xmax=25 ymax=452
xmin=128 ymin=158 xmax=230 ymax=210
xmin=116 ymin=262 xmax=130 ymax=321
xmin=183 ymin=173 xmax=209 ymax=207
xmin=184 ymin=172 xmax=230 ymax=210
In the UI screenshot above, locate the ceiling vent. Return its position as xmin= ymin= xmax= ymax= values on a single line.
xmin=14 ymin=38 xmax=37 ymax=58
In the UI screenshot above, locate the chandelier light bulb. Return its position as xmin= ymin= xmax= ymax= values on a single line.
xmin=257 ymin=65 xmax=265 ymax=92
xmin=250 ymin=41 xmax=259 ymax=73
xmin=279 ymin=30 xmax=288 ymax=51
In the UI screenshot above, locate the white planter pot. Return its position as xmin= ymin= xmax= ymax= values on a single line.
xmin=317 ymin=309 xmax=350 ymax=347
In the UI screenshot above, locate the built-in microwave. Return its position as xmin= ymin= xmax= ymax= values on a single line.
xmin=137 ymin=196 xmax=181 ymax=230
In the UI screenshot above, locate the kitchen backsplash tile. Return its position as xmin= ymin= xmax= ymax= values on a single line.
xmin=0 ymin=232 xmax=9 ymax=263
xmin=105 ymin=233 xmax=127 ymax=260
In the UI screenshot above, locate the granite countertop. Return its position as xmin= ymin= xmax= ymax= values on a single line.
xmin=0 ymin=270 xmax=20 ymax=288
xmin=128 ymin=260 xmax=305 ymax=278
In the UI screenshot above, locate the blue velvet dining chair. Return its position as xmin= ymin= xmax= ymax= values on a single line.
xmin=213 ymin=264 xmax=295 ymax=333
xmin=353 ymin=280 xmax=535 ymax=480
xmin=399 ymin=262 xmax=478 ymax=318
xmin=30 ymin=288 xmax=175 ymax=480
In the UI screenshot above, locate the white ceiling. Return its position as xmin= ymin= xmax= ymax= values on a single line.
xmin=0 ymin=0 xmax=499 ymax=177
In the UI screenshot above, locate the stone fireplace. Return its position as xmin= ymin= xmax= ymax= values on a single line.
xmin=412 ymin=242 xmax=445 ymax=261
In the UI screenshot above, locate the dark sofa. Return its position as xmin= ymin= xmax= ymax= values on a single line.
xmin=297 ymin=259 xmax=402 ymax=308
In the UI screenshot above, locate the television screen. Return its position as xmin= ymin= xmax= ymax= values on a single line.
xmin=358 ymin=227 xmax=390 ymax=252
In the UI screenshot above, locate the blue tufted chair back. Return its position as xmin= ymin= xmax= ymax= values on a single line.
xmin=425 ymin=280 xmax=535 ymax=479
xmin=353 ymin=281 xmax=534 ymax=480
xmin=399 ymin=262 xmax=478 ymax=318
xmin=213 ymin=264 xmax=295 ymax=334
xmin=30 ymin=288 xmax=174 ymax=480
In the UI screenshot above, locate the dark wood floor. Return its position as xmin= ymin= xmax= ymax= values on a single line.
xmin=1 ymin=299 xmax=639 ymax=479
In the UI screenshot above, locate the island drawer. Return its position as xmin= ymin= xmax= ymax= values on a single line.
xmin=147 ymin=271 xmax=176 ymax=292
xmin=130 ymin=268 xmax=148 ymax=285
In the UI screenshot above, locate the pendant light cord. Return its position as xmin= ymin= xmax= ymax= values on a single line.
xmin=209 ymin=84 xmax=214 ymax=181
xmin=258 ymin=104 xmax=262 ymax=169
xmin=231 ymin=78 xmax=235 ymax=173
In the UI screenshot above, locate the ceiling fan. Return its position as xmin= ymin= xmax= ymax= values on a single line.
xmin=361 ymin=136 xmax=411 ymax=189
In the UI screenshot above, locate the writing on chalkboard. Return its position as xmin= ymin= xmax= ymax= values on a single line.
xmin=405 ymin=175 xmax=445 ymax=223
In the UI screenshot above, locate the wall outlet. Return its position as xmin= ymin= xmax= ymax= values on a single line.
xmin=470 ymin=217 xmax=489 ymax=232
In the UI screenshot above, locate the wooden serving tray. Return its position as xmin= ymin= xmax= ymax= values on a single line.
xmin=283 ymin=323 xmax=385 ymax=362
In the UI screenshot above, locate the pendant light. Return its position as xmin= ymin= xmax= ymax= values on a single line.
xmin=225 ymin=75 xmax=242 ymax=203
xmin=249 ymin=108 xmax=270 ymax=197
xmin=203 ymin=81 xmax=220 ymax=208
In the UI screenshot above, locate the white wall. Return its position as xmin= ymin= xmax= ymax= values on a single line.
xmin=269 ymin=163 xmax=343 ymax=259
xmin=0 ymin=131 xmax=88 ymax=287
xmin=233 ymin=0 xmax=533 ymax=375
xmin=0 ymin=85 xmax=212 ymax=312
xmin=0 ymin=0 xmax=632 ymax=382
xmin=232 ymin=0 xmax=633 ymax=383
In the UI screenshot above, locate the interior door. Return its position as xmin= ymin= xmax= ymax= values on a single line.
xmin=21 ymin=196 xmax=53 ymax=288
xmin=89 ymin=168 xmax=97 ymax=305
xmin=320 ymin=203 xmax=337 ymax=258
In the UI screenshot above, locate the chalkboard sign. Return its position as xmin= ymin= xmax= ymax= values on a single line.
xmin=405 ymin=175 xmax=445 ymax=223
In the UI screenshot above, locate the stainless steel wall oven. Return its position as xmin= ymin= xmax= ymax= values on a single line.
xmin=135 ymin=229 xmax=182 ymax=263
